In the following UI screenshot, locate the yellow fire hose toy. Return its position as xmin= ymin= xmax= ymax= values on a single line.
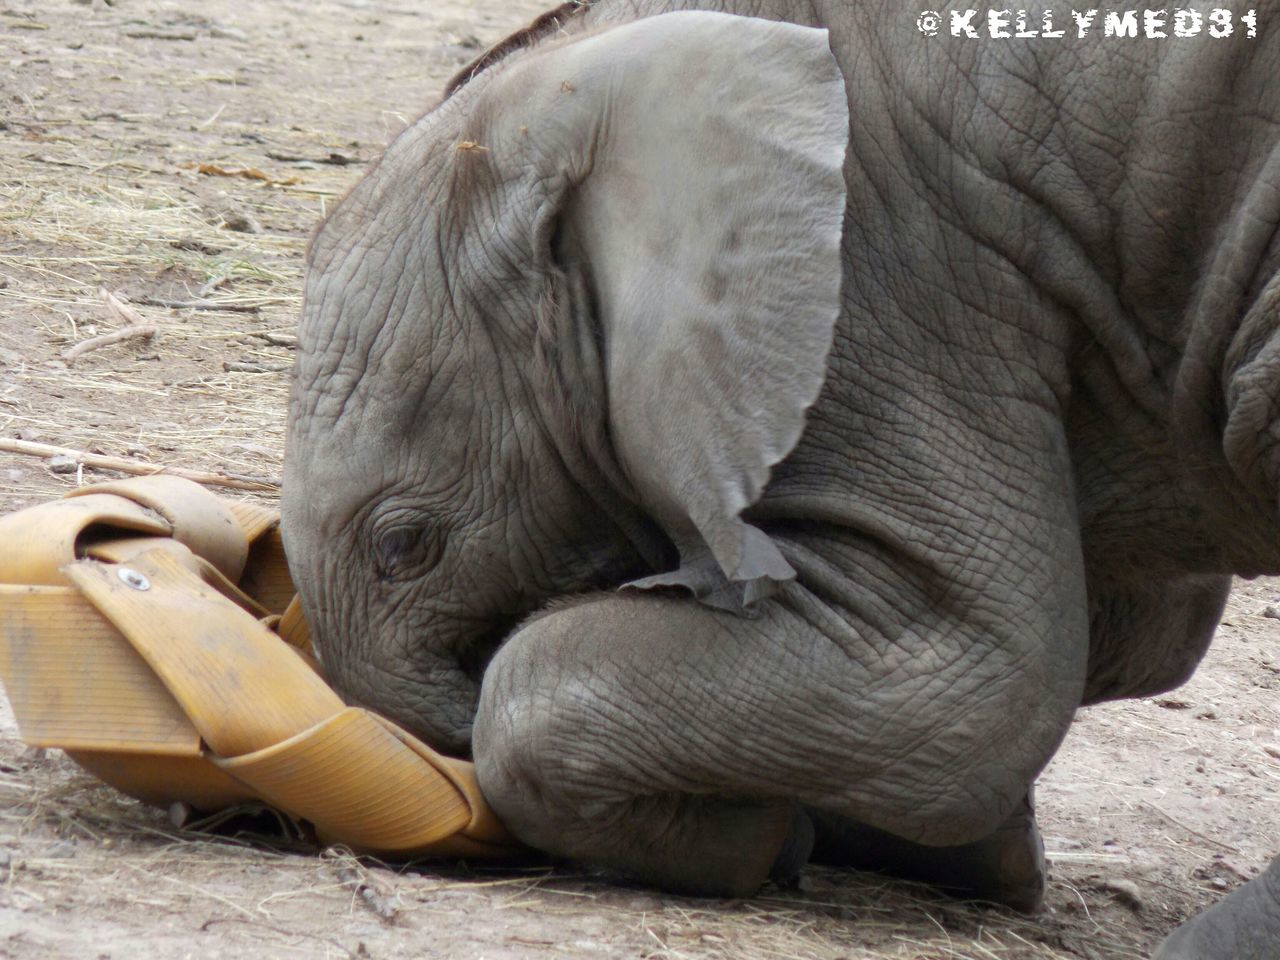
xmin=0 ymin=475 xmax=518 ymax=859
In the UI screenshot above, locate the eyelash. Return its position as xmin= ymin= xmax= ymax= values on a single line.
xmin=374 ymin=525 xmax=432 ymax=581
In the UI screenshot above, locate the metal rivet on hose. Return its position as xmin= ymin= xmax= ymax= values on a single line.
xmin=117 ymin=567 xmax=151 ymax=591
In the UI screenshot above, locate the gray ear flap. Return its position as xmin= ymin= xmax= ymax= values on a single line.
xmin=513 ymin=13 xmax=849 ymax=613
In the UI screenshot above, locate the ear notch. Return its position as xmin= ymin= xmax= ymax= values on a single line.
xmin=510 ymin=12 xmax=850 ymax=613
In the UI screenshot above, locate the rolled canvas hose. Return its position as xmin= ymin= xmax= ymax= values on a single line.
xmin=0 ymin=475 xmax=519 ymax=859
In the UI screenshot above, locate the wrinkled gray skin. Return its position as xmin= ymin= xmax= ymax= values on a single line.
xmin=283 ymin=1 xmax=1280 ymax=953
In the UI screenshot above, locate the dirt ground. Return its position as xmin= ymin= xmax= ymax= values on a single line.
xmin=0 ymin=1 xmax=1277 ymax=958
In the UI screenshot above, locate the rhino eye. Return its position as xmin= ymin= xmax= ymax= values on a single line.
xmin=373 ymin=524 xmax=434 ymax=581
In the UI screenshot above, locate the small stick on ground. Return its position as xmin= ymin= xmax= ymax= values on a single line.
xmin=63 ymin=325 xmax=157 ymax=364
xmin=135 ymin=297 xmax=260 ymax=313
xmin=100 ymin=287 xmax=147 ymax=326
xmin=323 ymin=848 xmax=400 ymax=923
xmin=224 ymin=360 xmax=289 ymax=373
xmin=251 ymin=332 xmax=297 ymax=348
xmin=1142 ymin=800 xmax=1241 ymax=854
xmin=0 ymin=438 xmax=279 ymax=492
xmin=62 ymin=288 xmax=158 ymax=364
xmin=124 ymin=29 xmax=198 ymax=41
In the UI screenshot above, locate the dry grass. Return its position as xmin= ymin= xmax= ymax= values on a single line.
xmin=0 ymin=12 xmax=384 ymax=502
xmin=0 ymin=145 xmax=333 ymax=500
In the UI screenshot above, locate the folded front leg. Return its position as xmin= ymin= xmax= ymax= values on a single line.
xmin=473 ymin=573 xmax=1083 ymax=898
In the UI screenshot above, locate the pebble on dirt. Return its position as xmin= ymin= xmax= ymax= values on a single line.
xmin=45 ymin=454 xmax=78 ymax=474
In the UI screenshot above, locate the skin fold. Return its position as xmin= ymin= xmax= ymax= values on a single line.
xmin=282 ymin=1 xmax=1280 ymax=952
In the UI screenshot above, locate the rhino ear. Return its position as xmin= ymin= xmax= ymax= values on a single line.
xmin=526 ymin=13 xmax=849 ymax=612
